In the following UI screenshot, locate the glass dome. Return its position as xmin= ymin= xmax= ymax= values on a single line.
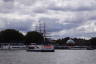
xmin=66 ymin=39 xmax=75 ymax=44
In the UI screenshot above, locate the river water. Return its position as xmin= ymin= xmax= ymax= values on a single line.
xmin=0 ymin=50 xmax=96 ymax=64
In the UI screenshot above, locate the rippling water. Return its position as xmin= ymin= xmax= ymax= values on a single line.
xmin=0 ymin=50 xmax=96 ymax=64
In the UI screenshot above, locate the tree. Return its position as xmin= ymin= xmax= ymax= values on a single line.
xmin=55 ymin=39 xmax=62 ymax=45
xmin=90 ymin=37 xmax=96 ymax=48
xmin=62 ymin=37 xmax=70 ymax=44
xmin=25 ymin=31 xmax=44 ymax=45
xmin=55 ymin=37 xmax=70 ymax=45
xmin=0 ymin=29 xmax=24 ymax=43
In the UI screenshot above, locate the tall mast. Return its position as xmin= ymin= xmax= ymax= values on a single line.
xmin=43 ymin=22 xmax=46 ymax=43
xmin=37 ymin=20 xmax=47 ymax=43
xmin=38 ymin=20 xmax=42 ymax=33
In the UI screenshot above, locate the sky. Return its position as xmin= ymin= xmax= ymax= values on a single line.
xmin=0 ymin=0 xmax=96 ymax=39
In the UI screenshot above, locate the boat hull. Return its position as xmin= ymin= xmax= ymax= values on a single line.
xmin=27 ymin=45 xmax=55 ymax=52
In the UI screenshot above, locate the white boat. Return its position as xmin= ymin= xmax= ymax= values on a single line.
xmin=26 ymin=43 xmax=42 ymax=51
xmin=27 ymin=43 xmax=55 ymax=52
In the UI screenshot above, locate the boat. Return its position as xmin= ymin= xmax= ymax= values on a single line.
xmin=26 ymin=43 xmax=55 ymax=52
xmin=26 ymin=43 xmax=42 ymax=51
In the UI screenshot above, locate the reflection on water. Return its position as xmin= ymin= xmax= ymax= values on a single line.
xmin=0 ymin=50 xmax=96 ymax=64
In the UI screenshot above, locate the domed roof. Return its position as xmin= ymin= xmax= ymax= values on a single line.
xmin=66 ymin=39 xmax=75 ymax=44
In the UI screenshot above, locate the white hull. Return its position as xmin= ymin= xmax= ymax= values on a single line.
xmin=27 ymin=45 xmax=55 ymax=52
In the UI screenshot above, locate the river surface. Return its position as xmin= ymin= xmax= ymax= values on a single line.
xmin=0 ymin=50 xmax=96 ymax=64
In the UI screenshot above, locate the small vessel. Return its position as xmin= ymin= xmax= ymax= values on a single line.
xmin=26 ymin=43 xmax=55 ymax=52
xmin=26 ymin=43 xmax=42 ymax=51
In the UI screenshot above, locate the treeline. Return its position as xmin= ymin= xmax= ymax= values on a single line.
xmin=0 ymin=29 xmax=44 ymax=45
xmin=53 ymin=37 xmax=96 ymax=48
xmin=0 ymin=29 xmax=96 ymax=48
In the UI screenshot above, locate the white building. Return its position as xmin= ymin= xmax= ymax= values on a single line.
xmin=66 ymin=39 xmax=75 ymax=46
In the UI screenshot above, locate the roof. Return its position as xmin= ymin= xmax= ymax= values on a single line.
xmin=66 ymin=39 xmax=75 ymax=44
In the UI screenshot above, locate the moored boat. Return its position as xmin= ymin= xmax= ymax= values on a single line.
xmin=26 ymin=43 xmax=42 ymax=51
xmin=26 ymin=43 xmax=55 ymax=52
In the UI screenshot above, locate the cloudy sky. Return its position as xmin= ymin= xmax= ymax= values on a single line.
xmin=0 ymin=0 xmax=96 ymax=39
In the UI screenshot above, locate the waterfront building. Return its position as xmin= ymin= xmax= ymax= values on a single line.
xmin=66 ymin=38 xmax=75 ymax=46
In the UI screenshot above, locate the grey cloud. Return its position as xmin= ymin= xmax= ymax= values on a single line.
xmin=0 ymin=0 xmax=14 ymax=13
xmin=47 ymin=0 xmax=96 ymax=12
xmin=52 ymin=31 xmax=96 ymax=39
xmin=3 ymin=0 xmax=14 ymax=2
xmin=89 ymin=16 xmax=96 ymax=20
xmin=39 ymin=17 xmax=82 ymax=32
xmin=33 ymin=8 xmax=48 ymax=13
xmin=0 ymin=0 xmax=96 ymax=39
xmin=6 ymin=21 xmax=32 ymax=32
xmin=39 ymin=17 xmax=64 ymax=32
xmin=0 ymin=18 xmax=33 ymax=32
xmin=15 ymin=0 xmax=37 ymax=6
xmin=48 ymin=6 xmax=96 ymax=11
xmin=69 ymin=32 xmax=96 ymax=38
xmin=62 ymin=23 xmax=80 ymax=30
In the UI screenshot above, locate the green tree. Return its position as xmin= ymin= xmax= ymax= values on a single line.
xmin=0 ymin=29 xmax=24 ymax=43
xmin=90 ymin=37 xmax=96 ymax=48
xmin=25 ymin=31 xmax=44 ymax=45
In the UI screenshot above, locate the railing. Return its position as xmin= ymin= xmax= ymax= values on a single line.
xmin=0 ymin=43 xmax=26 ymax=50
